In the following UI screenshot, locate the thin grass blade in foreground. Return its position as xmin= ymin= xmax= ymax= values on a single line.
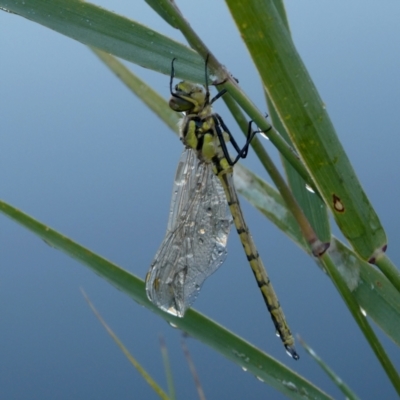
xmin=181 ymin=341 xmax=207 ymax=400
xmin=0 ymin=200 xmax=332 ymax=400
xmin=298 ymin=337 xmax=360 ymax=400
xmin=159 ymin=336 xmax=176 ymax=400
xmin=82 ymin=290 xmax=170 ymax=400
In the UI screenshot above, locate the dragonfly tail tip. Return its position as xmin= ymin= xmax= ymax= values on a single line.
xmin=285 ymin=345 xmax=300 ymax=361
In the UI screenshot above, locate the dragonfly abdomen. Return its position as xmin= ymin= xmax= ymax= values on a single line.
xmin=218 ymin=171 xmax=299 ymax=359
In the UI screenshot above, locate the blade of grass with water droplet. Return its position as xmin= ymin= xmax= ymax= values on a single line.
xmin=225 ymin=0 xmax=388 ymax=266
xmin=0 ymin=0 xmax=205 ymax=83
xmin=0 ymin=200 xmax=332 ymax=400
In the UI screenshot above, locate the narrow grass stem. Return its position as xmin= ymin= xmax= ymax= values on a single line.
xmin=223 ymin=81 xmax=319 ymax=196
xmin=375 ymin=253 xmax=400 ymax=295
xmin=320 ymin=253 xmax=400 ymax=396
xmin=223 ymin=94 xmax=327 ymax=255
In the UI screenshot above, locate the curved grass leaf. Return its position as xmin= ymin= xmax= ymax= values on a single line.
xmin=0 ymin=200 xmax=331 ymax=400
xmin=267 ymin=99 xmax=330 ymax=244
xmin=0 ymin=0 xmax=205 ymax=83
xmin=225 ymin=0 xmax=387 ymax=264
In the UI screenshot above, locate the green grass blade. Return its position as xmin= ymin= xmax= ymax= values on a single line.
xmin=234 ymin=164 xmax=400 ymax=347
xmin=270 ymin=0 xmax=329 ymax=245
xmin=267 ymin=97 xmax=330 ymax=244
xmin=159 ymin=337 xmax=176 ymax=400
xmin=298 ymin=337 xmax=360 ymax=400
xmin=0 ymin=0 xmax=206 ymax=83
xmin=225 ymin=0 xmax=387 ymax=263
xmin=181 ymin=341 xmax=207 ymax=400
xmin=144 ymin=0 xmax=179 ymax=28
xmin=82 ymin=290 xmax=171 ymax=400
xmin=90 ymin=48 xmax=180 ymax=134
xmin=0 ymin=200 xmax=332 ymax=400
xmin=319 ymin=253 xmax=400 ymax=395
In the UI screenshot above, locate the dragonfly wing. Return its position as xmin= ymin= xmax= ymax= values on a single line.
xmin=146 ymin=149 xmax=232 ymax=317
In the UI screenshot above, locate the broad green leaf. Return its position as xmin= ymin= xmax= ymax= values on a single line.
xmin=225 ymin=0 xmax=387 ymax=263
xmin=267 ymin=96 xmax=330 ymax=244
xmin=0 ymin=200 xmax=331 ymax=400
xmin=0 ymin=0 xmax=206 ymax=83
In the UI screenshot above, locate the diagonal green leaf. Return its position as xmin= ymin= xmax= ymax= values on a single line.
xmin=0 ymin=200 xmax=332 ymax=400
xmin=225 ymin=0 xmax=387 ymax=264
xmin=267 ymin=97 xmax=331 ymax=244
xmin=0 ymin=0 xmax=206 ymax=83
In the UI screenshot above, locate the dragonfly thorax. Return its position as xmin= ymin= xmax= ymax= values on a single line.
xmin=180 ymin=113 xmax=230 ymax=168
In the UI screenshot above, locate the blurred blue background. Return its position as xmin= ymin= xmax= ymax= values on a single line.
xmin=1 ymin=1 xmax=400 ymax=399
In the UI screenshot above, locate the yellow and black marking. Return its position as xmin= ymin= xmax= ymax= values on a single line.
xmin=167 ymin=57 xmax=299 ymax=360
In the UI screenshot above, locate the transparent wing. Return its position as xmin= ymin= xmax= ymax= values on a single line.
xmin=146 ymin=148 xmax=232 ymax=317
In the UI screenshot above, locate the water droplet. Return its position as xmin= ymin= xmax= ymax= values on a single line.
xmin=256 ymin=376 xmax=264 ymax=382
xmin=275 ymin=330 xmax=281 ymax=338
xmin=305 ymin=184 xmax=315 ymax=193
xmin=42 ymin=239 xmax=56 ymax=248
xmin=282 ymin=381 xmax=298 ymax=392
xmin=360 ymin=307 xmax=367 ymax=317
xmin=147 ymin=30 xmax=154 ymax=36
xmin=260 ymin=131 xmax=270 ymax=140
xmin=231 ymin=349 xmax=250 ymax=363
xmin=169 ymin=322 xmax=178 ymax=329
xmin=199 ymin=228 xmax=205 ymax=235
xmin=242 ymin=367 xmax=247 ymax=372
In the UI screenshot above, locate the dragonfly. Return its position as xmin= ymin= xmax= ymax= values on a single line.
xmin=146 ymin=57 xmax=299 ymax=360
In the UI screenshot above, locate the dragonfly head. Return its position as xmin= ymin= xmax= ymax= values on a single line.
xmin=169 ymin=81 xmax=207 ymax=114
